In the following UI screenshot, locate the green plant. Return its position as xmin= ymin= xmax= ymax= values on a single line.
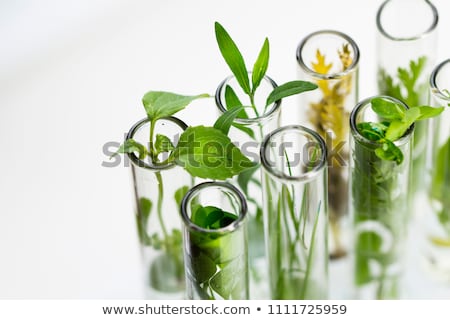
xmin=378 ymin=56 xmax=430 ymax=193
xmin=308 ymin=44 xmax=354 ymax=259
xmin=352 ymin=97 xmax=443 ymax=299
xmin=186 ymin=205 xmax=247 ymax=299
xmin=215 ymin=22 xmax=318 ymax=286
xmin=357 ymin=97 xmax=443 ymax=164
xmin=215 ymin=22 xmax=317 ymax=120
xmin=115 ymin=91 xmax=255 ymax=293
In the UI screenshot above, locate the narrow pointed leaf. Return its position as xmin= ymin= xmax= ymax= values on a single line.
xmin=215 ymin=22 xmax=250 ymax=94
xmin=214 ymin=106 xmax=246 ymax=135
xmin=224 ymin=85 xmax=248 ymax=118
xmin=142 ymin=91 xmax=209 ymax=121
xmin=415 ymin=106 xmax=444 ymax=120
xmin=251 ymin=38 xmax=270 ymax=92
xmin=266 ymin=81 xmax=317 ymax=106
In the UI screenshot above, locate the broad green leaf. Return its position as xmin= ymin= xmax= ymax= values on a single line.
xmin=150 ymin=253 xmax=183 ymax=292
xmin=385 ymin=120 xmax=410 ymax=141
xmin=189 ymin=250 xmax=217 ymax=284
xmin=142 ymin=91 xmax=209 ymax=121
xmin=224 ymin=85 xmax=248 ymax=118
xmin=173 ymin=126 xmax=255 ymax=180
xmin=357 ymin=122 xmax=387 ymax=141
xmin=113 ymin=138 xmax=147 ymax=159
xmin=375 ymin=139 xmax=403 ymax=164
xmin=371 ymin=97 xmax=405 ymax=120
xmin=174 ymin=185 xmax=189 ymax=208
xmin=210 ymin=259 xmax=245 ymax=299
xmin=415 ymin=106 xmax=445 ymax=120
xmin=214 ymin=106 xmax=246 ymax=135
xmin=266 ymin=80 xmax=317 ymax=106
xmin=237 ymin=164 xmax=260 ymax=195
xmin=215 ymin=22 xmax=251 ymax=94
xmin=251 ymin=38 xmax=270 ymax=93
xmin=155 ymin=134 xmax=174 ymax=155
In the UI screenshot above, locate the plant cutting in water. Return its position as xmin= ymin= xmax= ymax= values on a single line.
xmin=308 ymin=44 xmax=353 ymax=259
xmin=214 ymin=22 xmax=318 ymax=285
xmin=114 ymin=91 xmax=257 ymax=292
xmin=378 ymin=56 xmax=430 ymax=193
xmin=353 ymin=97 xmax=443 ymax=299
xmin=186 ymin=204 xmax=247 ymax=299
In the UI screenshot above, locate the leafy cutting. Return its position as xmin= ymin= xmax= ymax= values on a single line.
xmin=215 ymin=21 xmax=318 ymax=119
xmin=357 ymin=97 xmax=444 ymax=164
xmin=378 ymin=56 xmax=431 ymax=194
xmin=115 ymin=89 xmax=256 ymax=294
xmin=352 ymin=97 xmax=443 ymax=299
xmin=308 ymin=44 xmax=354 ymax=259
xmin=378 ymin=56 xmax=427 ymax=108
xmin=215 ymin=22 xmax=318 ymax=279
xmin=187 ymin=205 xmax=247 ymax=299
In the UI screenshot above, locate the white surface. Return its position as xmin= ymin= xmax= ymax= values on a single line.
xmin=0 ymin=0 xmax=449 ymax=299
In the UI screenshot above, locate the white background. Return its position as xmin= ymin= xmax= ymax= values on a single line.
xmin=0 ymin=0 xmax=449 ymax=299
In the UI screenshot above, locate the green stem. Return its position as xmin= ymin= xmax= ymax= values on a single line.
xmin=155 ymin=171 xmax=169 ymax=240
xmin=249 ymin=93 xmax=260 ymax=118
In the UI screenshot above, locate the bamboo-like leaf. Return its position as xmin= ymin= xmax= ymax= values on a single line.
xmin=266 ymin=81 xmax=317 ymax=106
xmin=251 ymin=38 xmax=270 ymax=93
xmin=224 ymin=85 xmax=248 ymax=118
xmin=215 ymin=22 xmax=251 ymax=94
xmin=214 ymin=106 xmax=246 ymax=135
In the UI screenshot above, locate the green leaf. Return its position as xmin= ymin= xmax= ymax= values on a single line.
xmin=357 ymin=122 xmax=387 ymax=141
xmin=214 ymin=106 xmax=246 ymax=135
xmin=142 ymin=91 xmax=209 ymax=121
xmin=215 ymin=22 xmax=250 ymax=94
xmin=415 ymin=106 xmax=445 ymax=120
xmin=224 ymin=85 xmax=248 ymax=118
xmin=210 ymin=258 xmax=245 ymax=299
xmin=375 ymin=139 xmax=404 ymax=164
xmin=173 ymin=126 xmax=255 ymax=180
xmin=371 ymin=97 xmax=405 ymax=120
xmin=150 ymin=253 xmax=183 ymax=292
xmin=232 ymin=123 xmax=255 ymax=139
xmin=385 ymin=120 xmax=410 ymax=141
xmin=113 ymin=138 xmax=147 ymax=160
xmin=189 ymin=250 xmax=217 ymax=284
xmin=266 ymin=80 xmax=317 ymax=106
xmin=155 ymin=134 xmax=174 ymax=155
xmin=251 ymin=38 xmax=270 ymax=93
xmin=174 ymin=185 xmax=189 ymax=208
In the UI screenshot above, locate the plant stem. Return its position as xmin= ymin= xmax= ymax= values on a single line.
xmin=149 ymin=119 xmax=169 ymax=241
xmin=249 ymin=93 xmax=260 ymax=118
